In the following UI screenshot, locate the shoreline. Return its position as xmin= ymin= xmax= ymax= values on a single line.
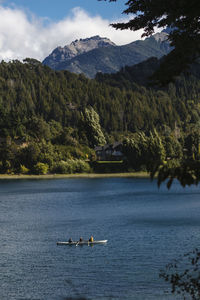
xmin=0 ymin=172 xmax=150 ymax=180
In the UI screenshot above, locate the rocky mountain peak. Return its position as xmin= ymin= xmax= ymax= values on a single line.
xmin=152 ymin=32 xmax=169 ymax=42
xmin=43 ymin=36 xmax=115 ymax=69
xmin=65 ymin=35 xmax=115 ymax=56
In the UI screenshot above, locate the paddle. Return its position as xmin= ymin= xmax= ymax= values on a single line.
xmin=76 ymin=241 xmax=79 ymax=247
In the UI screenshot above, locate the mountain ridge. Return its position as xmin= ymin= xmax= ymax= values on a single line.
xmin=43 ymin=32 xmax=172 ymax=78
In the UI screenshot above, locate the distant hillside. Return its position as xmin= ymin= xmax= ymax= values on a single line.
xmin=96 ymin=57 xmax=161 ymax=87
xmin=0 ymin=57 xmax=200 ymax=139
xmin=0 ymin=57 xmax=200 ymax=174
xmin=43 ymin=32 xmax=172 ymax=78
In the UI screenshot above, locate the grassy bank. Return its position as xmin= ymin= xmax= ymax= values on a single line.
xmin=0 ymin=172 xmax=150 ymax=180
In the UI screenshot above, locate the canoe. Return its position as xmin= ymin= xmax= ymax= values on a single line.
xmin=57 ymin=240 xmax=108 ymax=246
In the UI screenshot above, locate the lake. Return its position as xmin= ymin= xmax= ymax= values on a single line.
xmin=1 ymin=177 xmax=200 ymax=300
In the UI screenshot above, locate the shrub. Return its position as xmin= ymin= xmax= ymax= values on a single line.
xmin=33 ymin=162 xmax=49 ymax=175
xmin=20 ymin=164 xmax=29 ymax=174
xmin=51 ymin=160 xmax=72 ymax=174
xmin=51 ymin=159 xmax=91 ymax=174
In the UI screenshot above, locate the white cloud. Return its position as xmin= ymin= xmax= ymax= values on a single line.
xmin=0 ymin=5 xmax=146 ymax=61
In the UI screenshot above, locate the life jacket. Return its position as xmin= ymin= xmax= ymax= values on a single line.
xmin=90 ymin=236 xmax=94 ymax=242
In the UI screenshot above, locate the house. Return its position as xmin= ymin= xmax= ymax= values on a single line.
xmin=95 ymin=142 xmax=124 ymax=161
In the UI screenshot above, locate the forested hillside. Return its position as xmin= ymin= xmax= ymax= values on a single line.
xmin=0 ymin=57 xmax=200 ymax=174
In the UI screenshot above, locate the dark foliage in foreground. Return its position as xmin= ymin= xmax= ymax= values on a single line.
xmin=160 ymin=249 xmax=200 ymax=299
xmin=101 ymin=0 xmax=200 ymax=84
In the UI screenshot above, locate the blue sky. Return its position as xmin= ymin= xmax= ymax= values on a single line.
xmin=3 ymin=0 xmax=127 ymax=21
xmin=0 ymin=0 xmax=146 ymax=61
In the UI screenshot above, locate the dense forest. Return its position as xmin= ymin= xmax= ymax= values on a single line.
xmin=0 ymin=57 xmax=200 ymax=175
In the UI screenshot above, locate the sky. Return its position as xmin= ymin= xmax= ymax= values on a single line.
xmin=0 ymin=0 xmax=146 ymax=61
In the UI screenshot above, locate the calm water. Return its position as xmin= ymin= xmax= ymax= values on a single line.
xmin=1 ymin=177 xmax=200 ymax=300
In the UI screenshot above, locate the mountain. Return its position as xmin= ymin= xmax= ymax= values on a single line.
xmin=43 ymin=35 xmax=115 ymax=70
xmin=43 ymin=32 xmax=172 ymax=78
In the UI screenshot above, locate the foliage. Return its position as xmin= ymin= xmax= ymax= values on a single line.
xmin=162 ymin=134 xmax=183 ymax=160
xmin=0 ymin=137 xmax=18 ymax=173
xmin=33 ymin=162 xmax=49 ymax=175
xmin=156 ymin=159 xmax=200 ymax=188
xmin=121 ymin=128 xmax=200 ymax=188
xmin=122 ymin=130 xmax=166 ymax=172
xmin=92 ymin=161 xmax=126 ymax=173
xmin=52 ymin=159 xmax=91 ymax=174
xmin=154 ymin=128 xmax=200 ymax=188
xmin=0 ymin=59 xmax=200 ymax=177
xmin=101 ymin=0 xmax=200 ymax=84
xmin=0 ymin=59 xmax=200 ymax=142
xmin=81 ymin=106 xmax=106 ymax=147
xmin=160 ymin=248 xmax=200 ymax=299
xmin=19 ymin=164 xmax=29 ymax=174
xmin=51 ymin=160 xmax=74 ymax=174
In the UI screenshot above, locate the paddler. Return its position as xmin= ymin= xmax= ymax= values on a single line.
xmin=68 ymin=237 xmax=73 ymax=243
xmin=89 ymin=235 xmax=94 ymax=242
